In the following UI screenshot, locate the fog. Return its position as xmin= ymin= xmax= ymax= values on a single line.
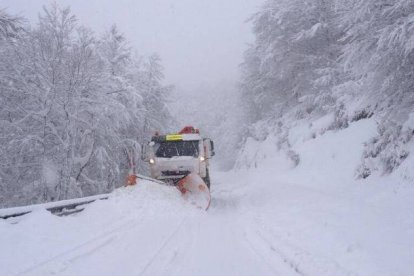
xmin=0 ymin=0 xmax=263 ymax=91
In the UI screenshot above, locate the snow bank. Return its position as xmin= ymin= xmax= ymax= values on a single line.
xmin=290 ymin=119 xmax=377 ymax=187
xmin=234 ymin=117 xmax=414 ymax=275
xmin=236 ymin=135 xmax=296 ymax=172
xmin=0 ymin=180 xmax=196 ymax=276
xmin=239 ymin=116 xmax=414 ymax=188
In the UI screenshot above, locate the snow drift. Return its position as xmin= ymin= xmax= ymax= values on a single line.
xmin=233 ymin=117 xmax=414 ymax=275
xmin=0 ymin=180 xmax=196 ymax=276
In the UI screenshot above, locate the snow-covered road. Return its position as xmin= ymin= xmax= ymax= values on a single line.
xmin=1 ymin=169 xmax=414 ymax=276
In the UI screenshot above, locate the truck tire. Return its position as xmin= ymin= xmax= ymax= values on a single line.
xmin=203 ymin=168 xmax=211 ymax=189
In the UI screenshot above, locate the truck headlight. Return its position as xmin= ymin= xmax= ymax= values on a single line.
xmin=149 ymin=158 xmax=155 ymax=164
xmin=199 ymin=156 xmax=205 ymax=162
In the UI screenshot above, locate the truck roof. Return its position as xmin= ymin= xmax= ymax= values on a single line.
xmin=151 ymin=133 xmax=202 ymax=142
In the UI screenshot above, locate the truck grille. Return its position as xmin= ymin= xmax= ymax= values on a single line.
xmin=161 ymin=170 xmax=190 ymax=177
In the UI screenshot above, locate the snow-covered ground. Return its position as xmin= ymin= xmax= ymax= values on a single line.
xmin=1 ymin=118 xmax=414 ymax=276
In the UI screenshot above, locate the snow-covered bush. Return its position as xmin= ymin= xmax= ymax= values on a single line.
xmin=357 ymin=119 xmax=414 ymax=178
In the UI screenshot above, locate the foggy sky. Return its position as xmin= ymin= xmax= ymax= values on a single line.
xmin=0 ymin=0 xmax=263 ymax=91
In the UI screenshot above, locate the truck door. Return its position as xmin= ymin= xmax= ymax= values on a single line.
xmin=203 ymin=138 xmax=215 ymax=159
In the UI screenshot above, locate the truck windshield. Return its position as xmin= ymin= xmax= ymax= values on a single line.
xmin=154 ymin=141 xmax=199 ymax=158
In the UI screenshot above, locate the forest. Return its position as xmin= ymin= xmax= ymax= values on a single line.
xmin=1 ymin=0 xmax=414 ymax=207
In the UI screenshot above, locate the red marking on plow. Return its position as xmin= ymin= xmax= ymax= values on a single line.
xmin=177 ymin=173 xmax=211 ymax=210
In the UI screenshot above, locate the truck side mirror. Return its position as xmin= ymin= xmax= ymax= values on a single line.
xmin=210 ymin=141 xmax=215 ymax=157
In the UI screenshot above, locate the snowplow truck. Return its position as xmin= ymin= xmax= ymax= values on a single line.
xmin=141 ymin=126 xmax=215 ymax=188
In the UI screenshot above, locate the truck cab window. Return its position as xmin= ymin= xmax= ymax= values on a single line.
xmin=154 ymin=141 xmax=199 ymax=158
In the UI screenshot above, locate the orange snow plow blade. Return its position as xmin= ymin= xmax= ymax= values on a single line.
xmin=177 ymin=173 xmax=211 ymax=210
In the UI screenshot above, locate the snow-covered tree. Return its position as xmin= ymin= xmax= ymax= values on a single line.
xmin=339 ymin=0 xmax=414 ymax=177
xmin=238 ymin=0 xmax=414 ymax=178
xmin=140 ymin=54 xmax=174 ymax=137
xmin=0 ymin=9 xmax=22 ymax=39
xmin=238 ymin=0 xmax=345 ymax=170
xmin=240 ymin=0 xmax=343 ymax=125
xmin=0 ymin=5 xmax=173 ymax=207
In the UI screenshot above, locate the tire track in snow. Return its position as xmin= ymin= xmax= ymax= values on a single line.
xmin=243 ymin=226 xmax=305 ymax=276
xmin=248 ymin=220 xmax=358 ymax=276
xmin=213 ymin=173 xmax=357 ymax=276
xmin=136 ymin=218 xmax=199 ymax=276
xmin=136 ymin=218 xmax=188 ymax=276
xmin=16 ymin=218 xmax=140 ymax=275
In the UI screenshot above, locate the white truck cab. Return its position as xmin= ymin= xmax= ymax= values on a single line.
xmin=142 ymin=127 xmax=215 ymax=188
